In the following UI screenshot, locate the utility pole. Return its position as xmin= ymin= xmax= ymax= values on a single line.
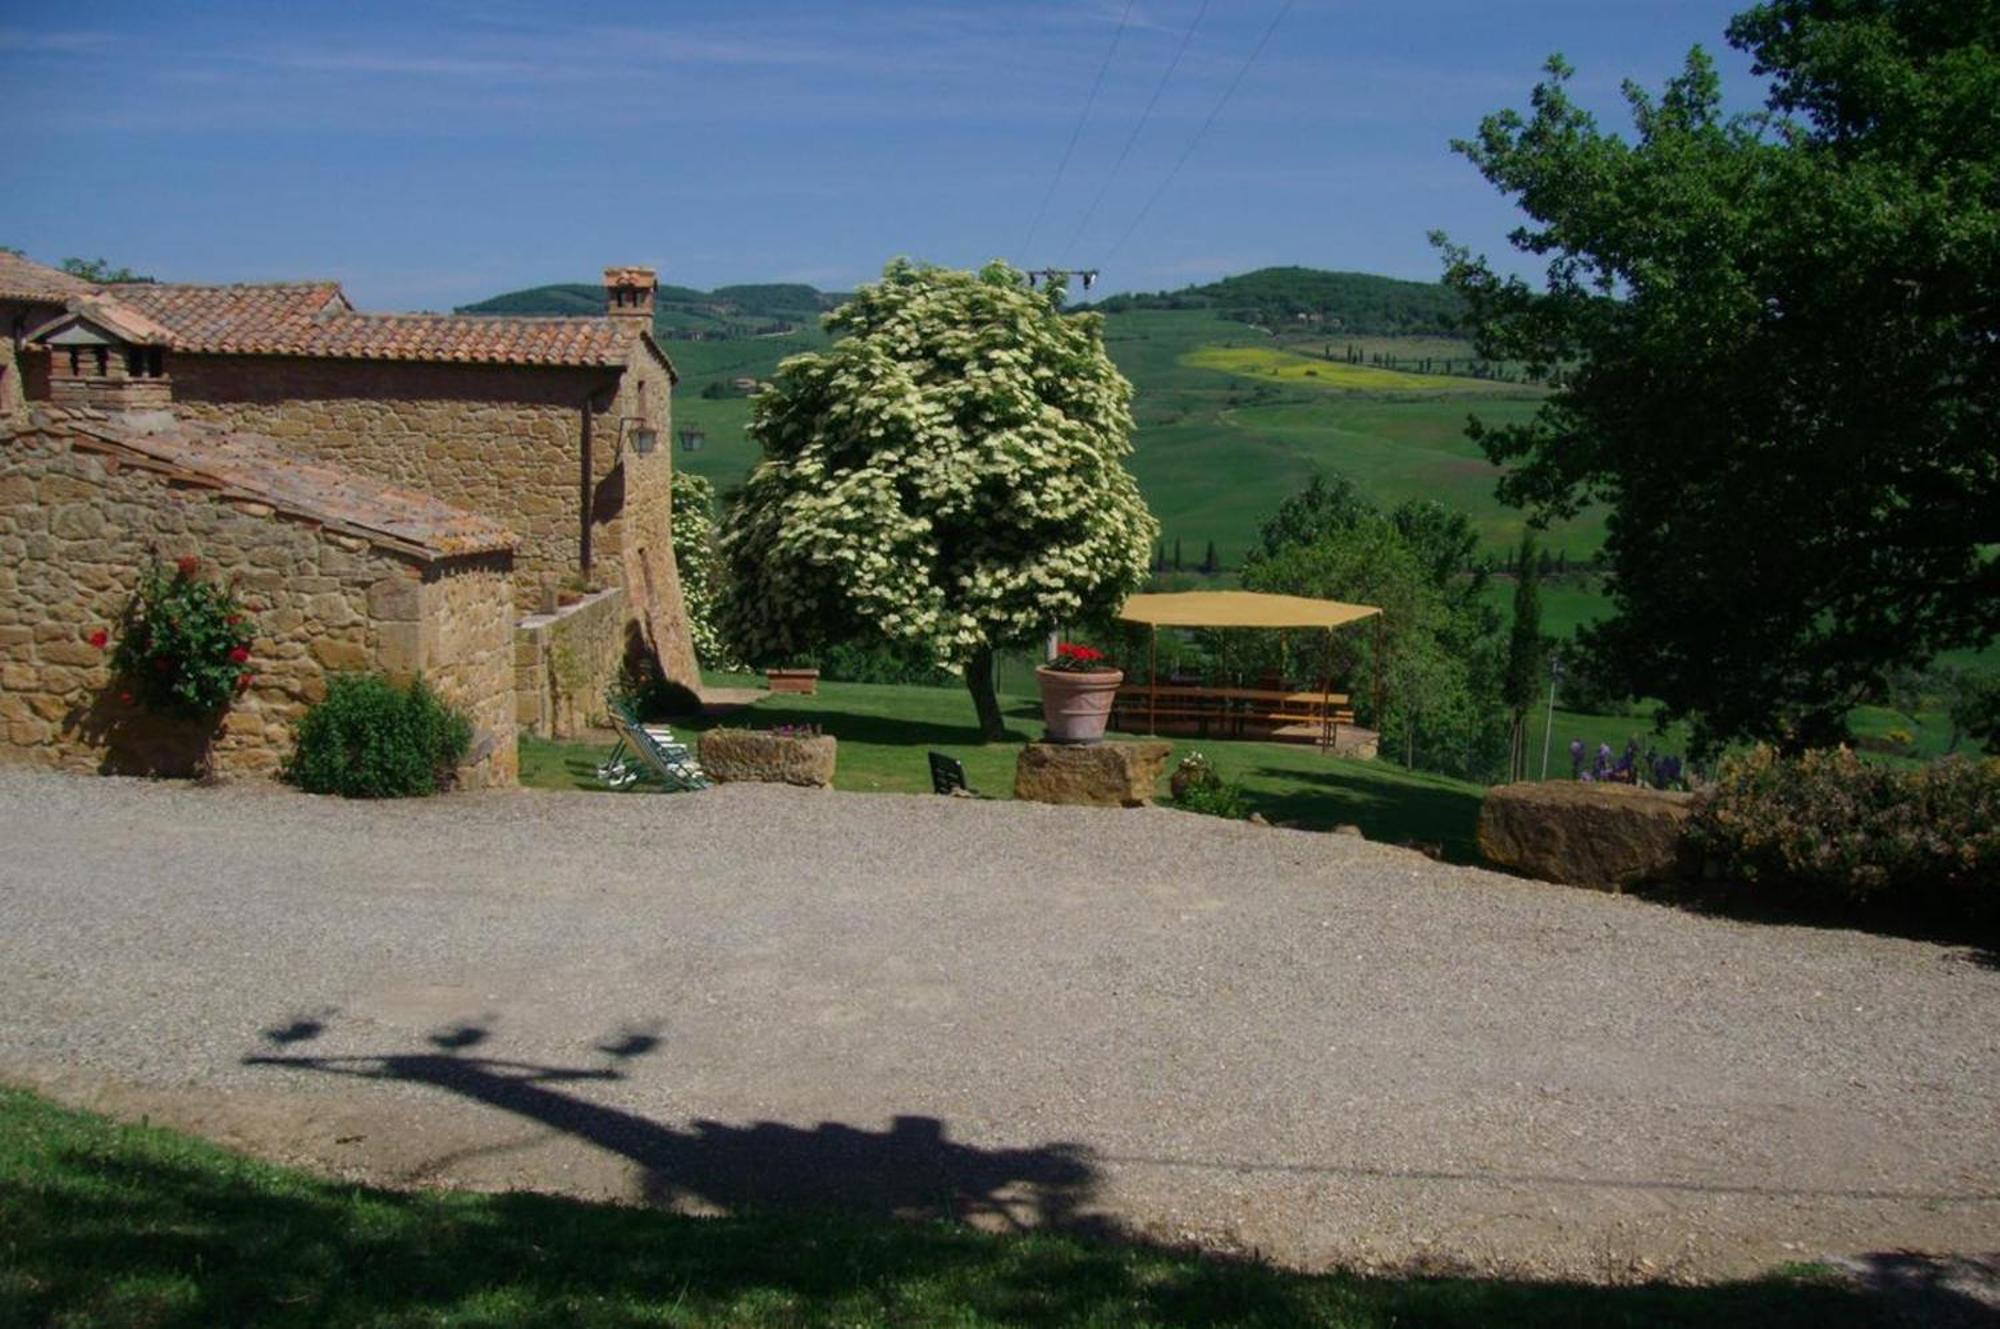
xmin=1023 ymin=269 xmax=1100 ymax=294
xmin=1539 ymin=656 xmax=1563 ymax=781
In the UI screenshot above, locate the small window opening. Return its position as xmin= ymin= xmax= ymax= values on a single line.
xmin=148 ymin=348 xmax=164 ymax=377
xmin=93 ymin=347 xmax=109 ymax=376
xmin=125 ymin=348 xmax=143 ymax=377
xmin=67 ymin=348 xmax=80 ymax=375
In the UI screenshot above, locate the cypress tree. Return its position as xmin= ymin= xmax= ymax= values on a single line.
xmin=1503 ymin=530 xmax=1547 ymax=780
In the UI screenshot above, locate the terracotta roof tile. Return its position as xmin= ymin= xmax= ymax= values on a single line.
xmin=106 ymin=281 xmax=633 ymax=367
xmin=301 ymin=312 xmax=630 ymax=366
xmin=35 ymin=413 xmax=517 ymax=560
xmin=0 ymin=252 xmax=96 ymax=305
xmin=106 ymin=282 xmax=348 ymax=354
xmin=27 ymin=296 xmax=177 ymax=346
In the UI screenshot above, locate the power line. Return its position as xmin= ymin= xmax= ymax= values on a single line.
xmin=1060 ymin=0 xmax=1214 ymax=265
xmin=1101 ymin=0 xmax=1296 ymax=267
xmin=1019 ymin=0 xmax=1139 ymax=258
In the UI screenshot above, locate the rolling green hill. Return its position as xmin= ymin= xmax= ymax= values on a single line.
xmin=463 ymin=269 xmax=1578 ymax=565
xmin=1087 ymin=266 xmax=1464 ymax=335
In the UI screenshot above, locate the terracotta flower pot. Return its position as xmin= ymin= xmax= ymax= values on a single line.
xmin=766 ymin=667 xmax=819 ymax=696
xmin=1037 ymin=666 xmax=1124 ymax=744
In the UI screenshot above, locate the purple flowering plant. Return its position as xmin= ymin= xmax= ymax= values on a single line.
xmin=1572 ymin=737 xmax=1689 ymax=790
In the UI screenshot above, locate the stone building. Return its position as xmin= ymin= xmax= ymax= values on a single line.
xmin=0 ymin=251 xmax=94 ymax=422
xmin=5 ymin=252 xmax=700 ymax=748
xmin=1 ymin=407 xmax=519 ymax=785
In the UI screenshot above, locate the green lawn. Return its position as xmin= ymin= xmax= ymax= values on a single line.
xmin=0 ymin=1085 xmax=1878 ymax=1328
xmin=522 ymin=677 xmax=1490 ymax=861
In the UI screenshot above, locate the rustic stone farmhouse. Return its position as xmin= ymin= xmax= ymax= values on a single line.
xmin=1 ymin=251 xmax=702 ymax=780
xmin=2 ymin=412 xmax=518 ymax=784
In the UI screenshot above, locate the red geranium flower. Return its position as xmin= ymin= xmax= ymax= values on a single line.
xmin=228 ymin=646 xmax=251 ymax=664
xmin=119 ymin=691 xmax=133 ymax=704
xmin=1047 ymin=641 xmax=1113 ymax=673
xmin=236 ymin=673 xmax=256 ymax=691
xmin=175 ymin=555 xmax=200 ymax=578
xmin=88 ymin=629 xmax=109 ymax=650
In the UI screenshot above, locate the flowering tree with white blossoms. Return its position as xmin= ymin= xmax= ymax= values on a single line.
xmin=719 ymin=259 xmax=1158 ymax=740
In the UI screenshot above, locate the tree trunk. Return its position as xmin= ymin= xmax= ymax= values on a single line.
xmin=966 ymin=643 xmax=1007 ymax=742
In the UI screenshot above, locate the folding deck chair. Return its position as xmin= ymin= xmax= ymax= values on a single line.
xmin=598 ymin=696 xmax=711 ymax=792
xmin=928 ymin=751 xmax=977 ymax=797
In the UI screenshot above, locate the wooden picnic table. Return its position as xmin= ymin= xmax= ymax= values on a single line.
xmin=1112 ymin=683 xmax=1354 ymax=745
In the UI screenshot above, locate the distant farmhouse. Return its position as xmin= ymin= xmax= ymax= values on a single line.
xmin=1 ymin=251 xmax=699 ymax=782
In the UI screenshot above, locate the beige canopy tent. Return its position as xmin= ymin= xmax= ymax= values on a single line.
xmin=1116 ymin=590 xmax=1384 ymax=743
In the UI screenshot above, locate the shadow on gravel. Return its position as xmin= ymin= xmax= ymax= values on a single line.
xmin=243 ymin=1017 xmax=1105 ymax=1236
xmin=1622 ymin=880 xmax=2000 ymax=958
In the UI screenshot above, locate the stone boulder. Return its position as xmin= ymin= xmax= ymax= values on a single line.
xmin=1014 ymin=740 xmax=1172 ymax=808
xmin=698 ymin=729 xmax=837 ymax=788
xmin=1477 ymin=781 xmax=1695 ymax=890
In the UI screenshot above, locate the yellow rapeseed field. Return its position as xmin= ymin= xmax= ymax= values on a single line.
xmin=1182 ymin=344 xmax=1499 ymax=393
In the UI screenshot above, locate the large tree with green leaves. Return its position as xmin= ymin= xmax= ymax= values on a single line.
xmin=1243 ymin=475 xmax=1507 ymax=780
xmin=718 ymin=260 xmax=1157 ymax=739
xmin=1439 ymin=0 xmax=1999 ymax=755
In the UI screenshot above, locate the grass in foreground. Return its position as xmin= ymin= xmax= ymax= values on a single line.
xmin=0 ymin=1085 xmax=1876 ymax=1328
xmin=520 ymin=678 xmax=1489 ymax=860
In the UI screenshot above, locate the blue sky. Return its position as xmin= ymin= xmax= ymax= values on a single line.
xmin=2 ymin=1 xmax=1761 ymax=309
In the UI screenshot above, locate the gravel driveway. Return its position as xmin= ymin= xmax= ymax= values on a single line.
xmin=1 ymin=766 xmax=1995 ymax=1281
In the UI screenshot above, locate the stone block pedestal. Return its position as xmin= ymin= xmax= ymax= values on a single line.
xmin=1477 ymin=781 xmax=1694 ymax=890
xmin=699 ymin=729 xmax=837 ymax=788
xmin=1014 ymin=740 xmax=1172 ymax=808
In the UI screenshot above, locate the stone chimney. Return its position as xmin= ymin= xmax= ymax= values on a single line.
xmin=45 ymin=336 xmax=171 ymax=414
xmin=604 ymin=266 xmax=657 ymax=338
xmin=32 ymin=297 xmax=175 ymax=414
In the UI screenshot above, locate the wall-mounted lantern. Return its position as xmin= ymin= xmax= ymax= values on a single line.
xmin=619 ymin=417 xmax=659 ymax=457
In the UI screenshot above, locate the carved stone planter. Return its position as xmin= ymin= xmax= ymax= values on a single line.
xmin=698 ymin=729 xmax=836 ymax=788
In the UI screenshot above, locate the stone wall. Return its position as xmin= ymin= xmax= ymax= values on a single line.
xmin=601 ymin=364 xmax=699 ymax=688
xmin=514 ymin=586 xmax=628 ymax=740
xmin=418 ymin=558 xmax=519 ymax=787
xmin=165 ymin=352 xmax=699 ymax=686
xmin=0 ymin=427 xmax=517 ymax=785
xmin=167 ymin=355 xmax=598 ymax=607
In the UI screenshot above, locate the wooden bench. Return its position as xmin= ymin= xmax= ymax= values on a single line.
xmin=1113 ymin=685 xmax=1353 ymax=743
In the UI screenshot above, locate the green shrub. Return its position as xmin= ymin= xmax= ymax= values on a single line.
xmin=1687 ymin=745 xmax=1999 ymax=933
xmin=286 ymin=675 xmax=473 ymax=798
xmin=1168 ymin=751 xmax=1253 ymax=820
xmin=670 ymin=471 xmax=741 ymax=672
xmin=1176 ymin=781 xmax=1253 ymax=820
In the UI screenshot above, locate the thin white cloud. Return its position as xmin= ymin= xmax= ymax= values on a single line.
xmin=275 ymin=53 xmax=547 ymax=78
xmin=584 ymin=26 xmax=851 ymax=67
xmin=0 ymin=29 xmax=117 ymax=53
